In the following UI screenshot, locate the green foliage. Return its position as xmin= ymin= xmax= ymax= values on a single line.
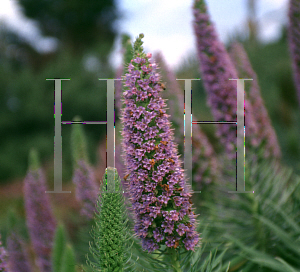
xmin=61 ymin=244 xmax=76 ymax=272
xmin=201 ymin=150 xmax=300 ymax=271
xmin=86 ymin=168 xmax=134 ymax=271
xmin=0 ymin=42 xmax=108 ymax=184
xmin=52 ymin=224 xmax=68 ymax=272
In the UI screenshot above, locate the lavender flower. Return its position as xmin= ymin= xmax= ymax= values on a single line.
xmin=7 ymin=232 xmax=32 ymax=272
xmin=23 ymin=149 xmax=56 ymax=272
xmin=155 ymin=52 xmax=219 ymax=188
xmin=71 ymin=116 xmax=99 ymax=219
xmin=288 ymin=0 xmax=300 ymax=106
xmin=73 ymin=159 xmax=98 ymax=219
xmin=193 ymin=0 xmax=242 ymax=160
xmin=0 ymin=235 xmax=8 ymax=272
xmin=121 ymin=34 xmax=200 ymax=252
xmin=229 ymin=42 xmax=281 ymax=159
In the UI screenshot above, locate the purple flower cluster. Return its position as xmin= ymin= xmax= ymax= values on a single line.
xmin=7 ymin=232 xmax=31 ymax=272
xmin=0 ymin=235 xmax=8 ymax=272
xmin=289 ymin=0 xmax=300 ymax=106
xmin=73 ymin=159 xmax=98 ymax=219
xmin=24 ymin=168 xmax=56 ymax=272
xmin=121 ymin=34 xmax=200 ymax=252
xmin=229 ymin=42 xmax=281 ymax=159
xmin=154 ymin=52 xmax=219 ymax=187
xmin=193 ymin=0 xmax=240 ymax=160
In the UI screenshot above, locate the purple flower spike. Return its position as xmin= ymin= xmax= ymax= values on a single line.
xmin=154 ymin=52 xmax=220 ymax=188
xmin=121 ymin=34 xmax=200 ymax=252
xmin=289 ymin=0 xmax=300 ymax=106
xmin=23 ymin=151 xmax=56 ymax=272
xmin=229 ymin=42 xmax=281 ymax=159
xmin=0 ymin=235 xmax=8 ymax=272
xmin=193 ymin=0 xmax=242 ymax=160
xmin=73 ymin=159 xmax=99 ymax=219
xmin=7 ymin=232 xmax=32 ymax=272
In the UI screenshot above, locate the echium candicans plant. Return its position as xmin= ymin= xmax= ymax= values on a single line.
xmin=86 ymin=167 xmax=133 ymax=272
xmin=229 ymin=42 xmax=281 ymax=159
xmin=7 ymin=232 xmax=32 ymax=272
xmin=155 ymin=52 xmax=219 ymax=189
xmin=71 ymin=115 xmax=99 ymax=220
xmin=193 ymin=0 xmax=258 ymax=161
xmin=0 ymin=235 xmax=8 ymax=272
xmin=288 ymin=0 xmax=300 ymax=106
xmin=120 ymin=34 xmax=200 ymax=254
xmin=23 ymin=149 xmax=56 ymax=272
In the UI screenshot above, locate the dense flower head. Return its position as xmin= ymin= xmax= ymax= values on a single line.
xmin=288 ymin=0 xmax=300 ymax=106
xmin=0 ymin=235 xmax=8 ymax=272
xmin=229 ymin=42 xmax=281 ymax=159
xmin=121 ymin=34 xmax=200 ymax=252
xmin=193 ymin=0 xmax=240 ymax=160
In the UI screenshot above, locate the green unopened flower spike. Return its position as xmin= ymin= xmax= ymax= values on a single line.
xmin=86 ymin=167 xmax=133 ymax=272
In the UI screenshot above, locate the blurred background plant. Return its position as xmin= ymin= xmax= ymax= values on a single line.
xmin=0 ymin=0 xmax=299 ymax=270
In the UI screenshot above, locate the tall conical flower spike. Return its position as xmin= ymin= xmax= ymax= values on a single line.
xmin=71 ymin=116 xmax=98 ymax=220
xmin=154 ymin=52 xmax=219 ymax=188
xmin=86 ymin=167 xmax=132 ymax=271
xmin=23 ymin=149 xmax=56 ymax=272
xmin=288 ymin=0 xmax=300 ymax=106
xmin=120 ymin=34 xmax=200 ymax=252
xmin=0 ymin=235 xmax=8 ymax=272
xmin=229 ymin=42 xmax=281 ymax=159
xmin=193 ymin=0 xmax=241 ymax=160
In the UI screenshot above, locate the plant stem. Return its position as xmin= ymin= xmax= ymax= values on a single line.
xmin=167 ymin=248 xmax=182 ymax=272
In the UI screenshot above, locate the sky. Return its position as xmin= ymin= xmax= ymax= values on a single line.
xmin=0 ymin=0 xmax=289 ymax=71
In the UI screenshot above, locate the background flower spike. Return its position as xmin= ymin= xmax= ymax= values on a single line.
xmin=193 ymin=0 xmax=256 ymax=162
xmin=71 ymin=116 xmax=99 ymax=220
xmin=23 ymin=148 xmax=56 ymax=272
xmin=229 ymin=42 xmax=281 ymax=160
xmin=288 ymin=0 xmax=300 ymax=107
